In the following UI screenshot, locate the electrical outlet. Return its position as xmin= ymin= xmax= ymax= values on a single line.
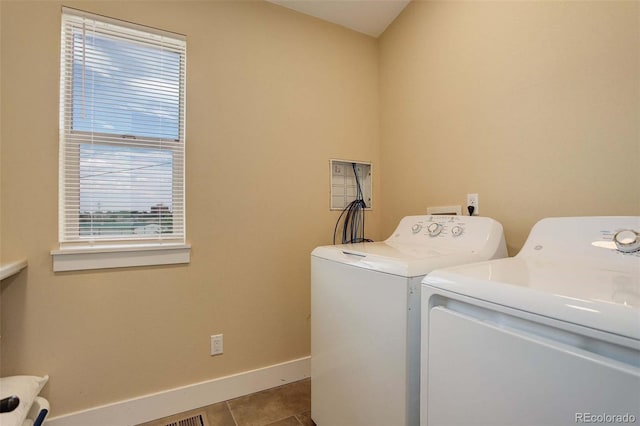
xmin=466 ymin=193 xmax=479 ymax=216
xmin=210 ymin=334 xmax=223 ymax=356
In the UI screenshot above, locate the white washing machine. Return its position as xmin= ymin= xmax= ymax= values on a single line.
xmin=421 ymin=216 xmax=640 ymax=426
xmin=311 ymin=215 xmax=507 ymax=426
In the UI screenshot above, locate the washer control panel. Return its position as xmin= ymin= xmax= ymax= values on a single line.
xmin=391 ymin=215 xmax=474 ymax=241
xmin=451 ymin=225 xmax=464 ymax=237
xmin=385 ymin=214 xmax=507 ymax=257
xmin=427 ymin=222 xmax=443 ymax=237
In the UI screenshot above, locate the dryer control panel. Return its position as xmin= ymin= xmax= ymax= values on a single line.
xmin=520 ymin=216 xmax=640 ymax=259
xmin=613 ymin=229 xmax=640 ymax=253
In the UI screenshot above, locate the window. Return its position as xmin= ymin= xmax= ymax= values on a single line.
xmin=54 ymin=8 xmax=189 ymax=271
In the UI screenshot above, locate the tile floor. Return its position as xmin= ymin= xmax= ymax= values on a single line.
xmin=138 ymin=378 xmax=314 ymax=426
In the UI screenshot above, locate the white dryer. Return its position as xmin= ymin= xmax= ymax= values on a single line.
xmin=421 ymin=216 xmax=640 ymax=426
xmin=311 ymin=215 xmax=507 ymax=426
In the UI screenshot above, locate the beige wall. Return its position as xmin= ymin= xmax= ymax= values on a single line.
xmin=379 ymin=1 xmax=640 ymax=254
xmin=0 ymin=0 xmax=380 ymax=416
xmin=2 ymin=0 xmax=639 ymax=419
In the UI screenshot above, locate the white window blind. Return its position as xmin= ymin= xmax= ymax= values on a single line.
xmin=59 ymin=8 xmax=186 ymax=246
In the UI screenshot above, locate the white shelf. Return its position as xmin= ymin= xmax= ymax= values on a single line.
xmin=0 ymin=259 xmax=28 ymax=280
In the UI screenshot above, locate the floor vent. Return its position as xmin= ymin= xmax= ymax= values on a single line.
xmin=141 ymin=409 xmax=210 ymax=426
xmin=168 ymin=416 xmax=202 ymax=426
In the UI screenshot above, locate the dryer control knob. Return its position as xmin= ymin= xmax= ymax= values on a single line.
xmin=427 ymin=222 xmax=442 ymax=237
xmin=613 ymin=229 xmax=640 ymax=253
xmin=451 ymin=225 xmax=464 ymax=237
xmin=411 ymin=224 xmax=423 ymax=234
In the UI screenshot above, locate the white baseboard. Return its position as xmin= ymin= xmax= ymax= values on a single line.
xmin=46 ymin=356 xmax=310 ymax=426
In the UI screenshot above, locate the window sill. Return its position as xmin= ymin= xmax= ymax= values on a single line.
xmin=51 ymin=243 xmax=190 ymax=272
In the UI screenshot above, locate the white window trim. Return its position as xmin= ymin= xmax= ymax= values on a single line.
xmin=54 ymin=8 xmax=190 ymax=272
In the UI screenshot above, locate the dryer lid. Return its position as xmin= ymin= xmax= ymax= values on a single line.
xmin=424 ymin=217 xmax=640 ymax=340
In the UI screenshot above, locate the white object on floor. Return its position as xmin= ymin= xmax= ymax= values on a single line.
xmin=25 ymin=397 xmax=49 ymax=426
xmin=0 ymin=375 xmax=49 ymax=426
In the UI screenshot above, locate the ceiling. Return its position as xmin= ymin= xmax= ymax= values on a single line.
xmin=266 ymin=0 xmax=411 ymax=38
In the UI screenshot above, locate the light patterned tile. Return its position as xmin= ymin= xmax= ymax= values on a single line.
xmin=264 ymin=416 xmax=301 ymax=426
xmin=227 ymin=379 xmax=310 ymax=426
xmin=205 ymin=402 xmax=237 ymax=426
xmin=295 ymin=411 xmax=315 ymax=426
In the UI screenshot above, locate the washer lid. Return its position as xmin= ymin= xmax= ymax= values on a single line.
xmin=424 ymin=256 xmax=640 ymax=340
xmin=312 ymin=214 xmax=507 ymax=277
xmin=312 ymin=241 xmax=489 ymax=278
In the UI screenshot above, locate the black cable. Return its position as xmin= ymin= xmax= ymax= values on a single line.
xmin=332 ymin=206 xmax=349 ymax=245
xmin=332 ymin=163 xmax=372 ymax=244
xmin=351 ymin=163 xmax=367 ymax=243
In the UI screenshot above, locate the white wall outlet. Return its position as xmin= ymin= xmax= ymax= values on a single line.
xmin=466 ymin=193 xmax=479 ymax=216
xmin=210 ymin=334 xmax=223 ymax=356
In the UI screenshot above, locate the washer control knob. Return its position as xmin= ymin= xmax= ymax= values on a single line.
xmin=613 ymin=229 xmax=640 ymax=253
xmin=451 ymin=225 xmax=464 ymax=237
xmin=427 ymin=222 xmax=442 ymax=237
xmin=411 ymin=223 xmax=423 ymax=234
